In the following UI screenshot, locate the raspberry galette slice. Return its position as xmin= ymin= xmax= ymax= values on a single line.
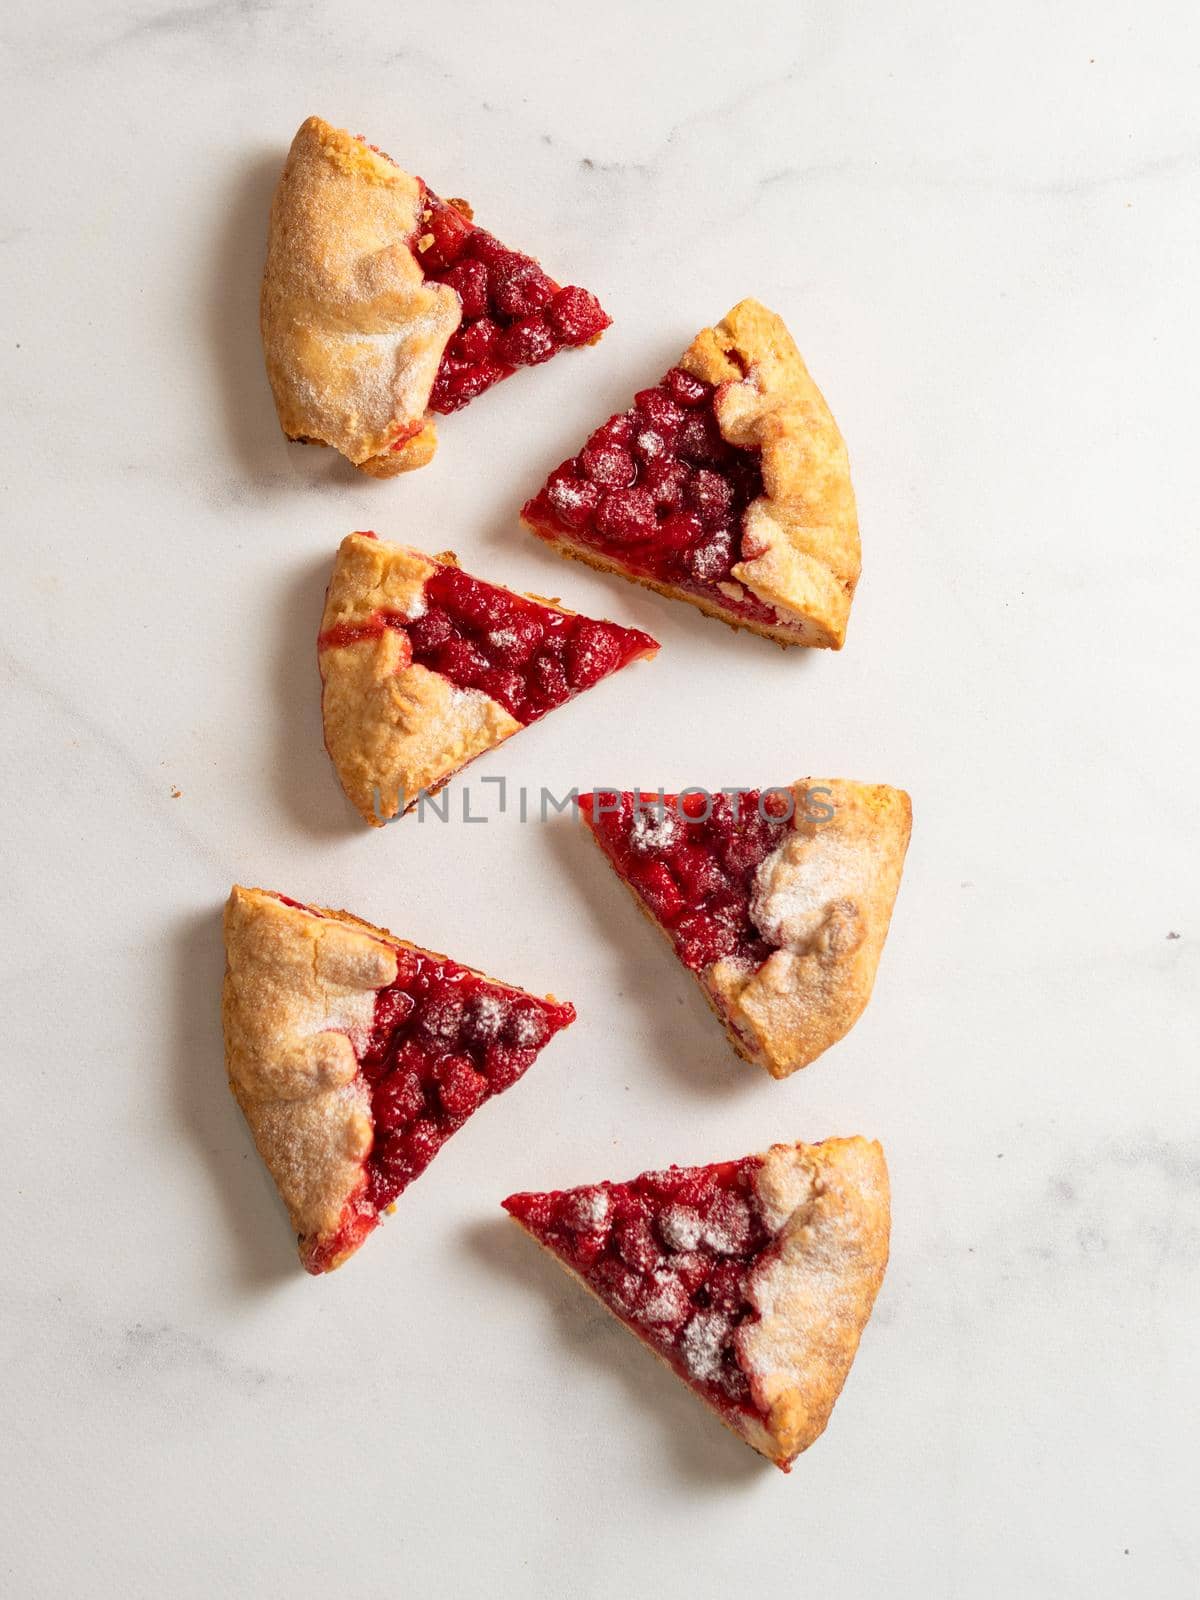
xmin=261 ymin=116 xmax=611 ymax=477
xmin=578 ymin=780 xmax=911 ymax=1077
xmin=504 ymin=1136 xmax=889 ymax=1469
xmin=223 ymin=886 xmax=575 ymax=1273
xmin=320 ymin=533 xmax=658 ymax=826
xmin=522 ymin=299 xmax=860 ymax=648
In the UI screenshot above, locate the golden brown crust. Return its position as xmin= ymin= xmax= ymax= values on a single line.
xmin=319 ymin=533 xmax=660 ymax=827
xmin=222 ymin=886 xmax=576 ymax=1271
xmin=359 ymin=422 xmax=440 ymax=477
xmin=584 ymin=779 xmax=910 ymax=1078
xmin=221 ymin=886 xmax=394 ymax=1261
xmin=517 ymin=529 xmax=811 ymax=649
xmin=318 ymin=534 xmax=524 ymax=825
xmin=523 ymin=299 xmax=859 ymax=648
xmin=508 ymin=1136 xmax=889 ymax=1469
xmin=738 ymin=1137 xmax=890 ymax=1463
xmin=682 ymin=300 xmax=860 ymax=648
xmin=707 ymin=780 xmax=911 ymax=1077
xmin=260 ymin=117 xmax=460 ymax=471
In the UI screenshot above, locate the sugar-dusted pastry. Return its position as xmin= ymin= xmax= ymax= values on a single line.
xmin=522 ymin=300 xmax=860 ymax=647
xmin=223 ymin=886 xmax=575 ymax=1271
xmin=505 ymin=1136 xmax=890 ymax=1468
xmin=578 ymin=780 xmax=911 ymax=1076
xmin=261 ymin=116 xmax=610 ymax=475
xmin=319 ymin=533 xmax=658 ymax=825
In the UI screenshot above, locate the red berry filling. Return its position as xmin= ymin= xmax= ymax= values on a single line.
xmin=314 ymin=947 xmax=574 ymax=1272
xmin=503 ymin=1158 xmax=771 ymax=1421
xmin=413 ymin=189 xmax=610 ymax=417
xmin=522 ymin=370 xmax=775 ymax=620
xmin=319 ymin=559 xmax=657 ymax=725
xmin=578 ymin=790 xmax=790 ymax=972
xmin=361 ymin=949 xmax=574 ymax=1211
xmin=271 ymin=893 xmax=575 ymax=1273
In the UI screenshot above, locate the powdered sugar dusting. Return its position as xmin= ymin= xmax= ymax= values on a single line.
xmin=565 ymin=1186 xmax=611 ymax=1232
xmin=510 ymin=1007 xmax=547 ymax=1047
xmin=414 ymin=677 xmax=516 ymax=774
xmin=467 ymin=992 xmax=506 ymax=1042
xmin=659 ymin=1204 xmax=703 ymax=1252
xmin=635 ymin=1269 xmax=689 ymax=1328
xmin=750 ymin=827 xmax=870 ymax=953
xmin=737 ymin=1141 xmax=889 ymax=1418
xmin=701 ymin=1193 xmax=752 ymax=1254
xmin=327 ymin=308 xmax=456 ymax=437
xmin=681 ymin=1310 xmax=731 ymax=1384
xmin=548 ymin=479 xmax=592 ymax=517
xmin=629 ymin=805 xmax=682 ymax=855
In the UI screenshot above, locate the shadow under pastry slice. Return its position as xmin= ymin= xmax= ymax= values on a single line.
xmin=504 ymin=1136 xmax=890 ymax=1469
xmin=522 ymin=298 xmax=860 ymax=648
xmin=261 ymin=116 xmax=611 ymax=476
xmin=222 ymin=886 xmax=575 ymax=1272
xmin=319 ymin=532 xmax=658 ymax=826
xmin=578 ymin=779 xmax=911 ymax=1077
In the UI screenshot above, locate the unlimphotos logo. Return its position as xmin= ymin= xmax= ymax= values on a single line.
xmin=370 ymin=782 xmax=835 ymax=828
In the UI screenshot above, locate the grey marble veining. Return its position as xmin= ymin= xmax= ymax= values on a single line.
xmin=2 ymin=1 xmax=1198 ymax=1595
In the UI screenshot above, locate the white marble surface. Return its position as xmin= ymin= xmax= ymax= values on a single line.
xmin=3 ymin=1 xmax=1199 ymax=1594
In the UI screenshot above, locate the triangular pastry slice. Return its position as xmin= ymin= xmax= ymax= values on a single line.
xmin=504 ymin=1137 xmax=890 ymax=1468
xmin=521 ymin=299 xmax=860 ymax=647
xmin=261 ymin=116 xmax=611 ymax=476
xmin=578 ymin=780 xmax=911 ymax=1077
xmin=320 ymin=533 xmax=658 ymax=826
xmin=222 ymin=886 xmax=575 ymax=1272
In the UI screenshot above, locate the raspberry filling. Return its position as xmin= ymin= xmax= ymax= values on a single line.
xmin=578 ymin=790 xmax=790 ymax=973
xmin=361 ymin=949 xmax=574 ymax=1209
xmin=504 ymin=1158 xmax=771 ymax=1421
xmin=315 ymin=946 xmax=575 ymax=1273
xmin=522 ymin=368 xmax=774 ymax=619
xmin=272 ymin=894 xmax=575 ymax=1273
xmin=319 ymin=557 xmax=658 ymax=725
xmin=414 ymin=190 xmax=611 ymax=416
